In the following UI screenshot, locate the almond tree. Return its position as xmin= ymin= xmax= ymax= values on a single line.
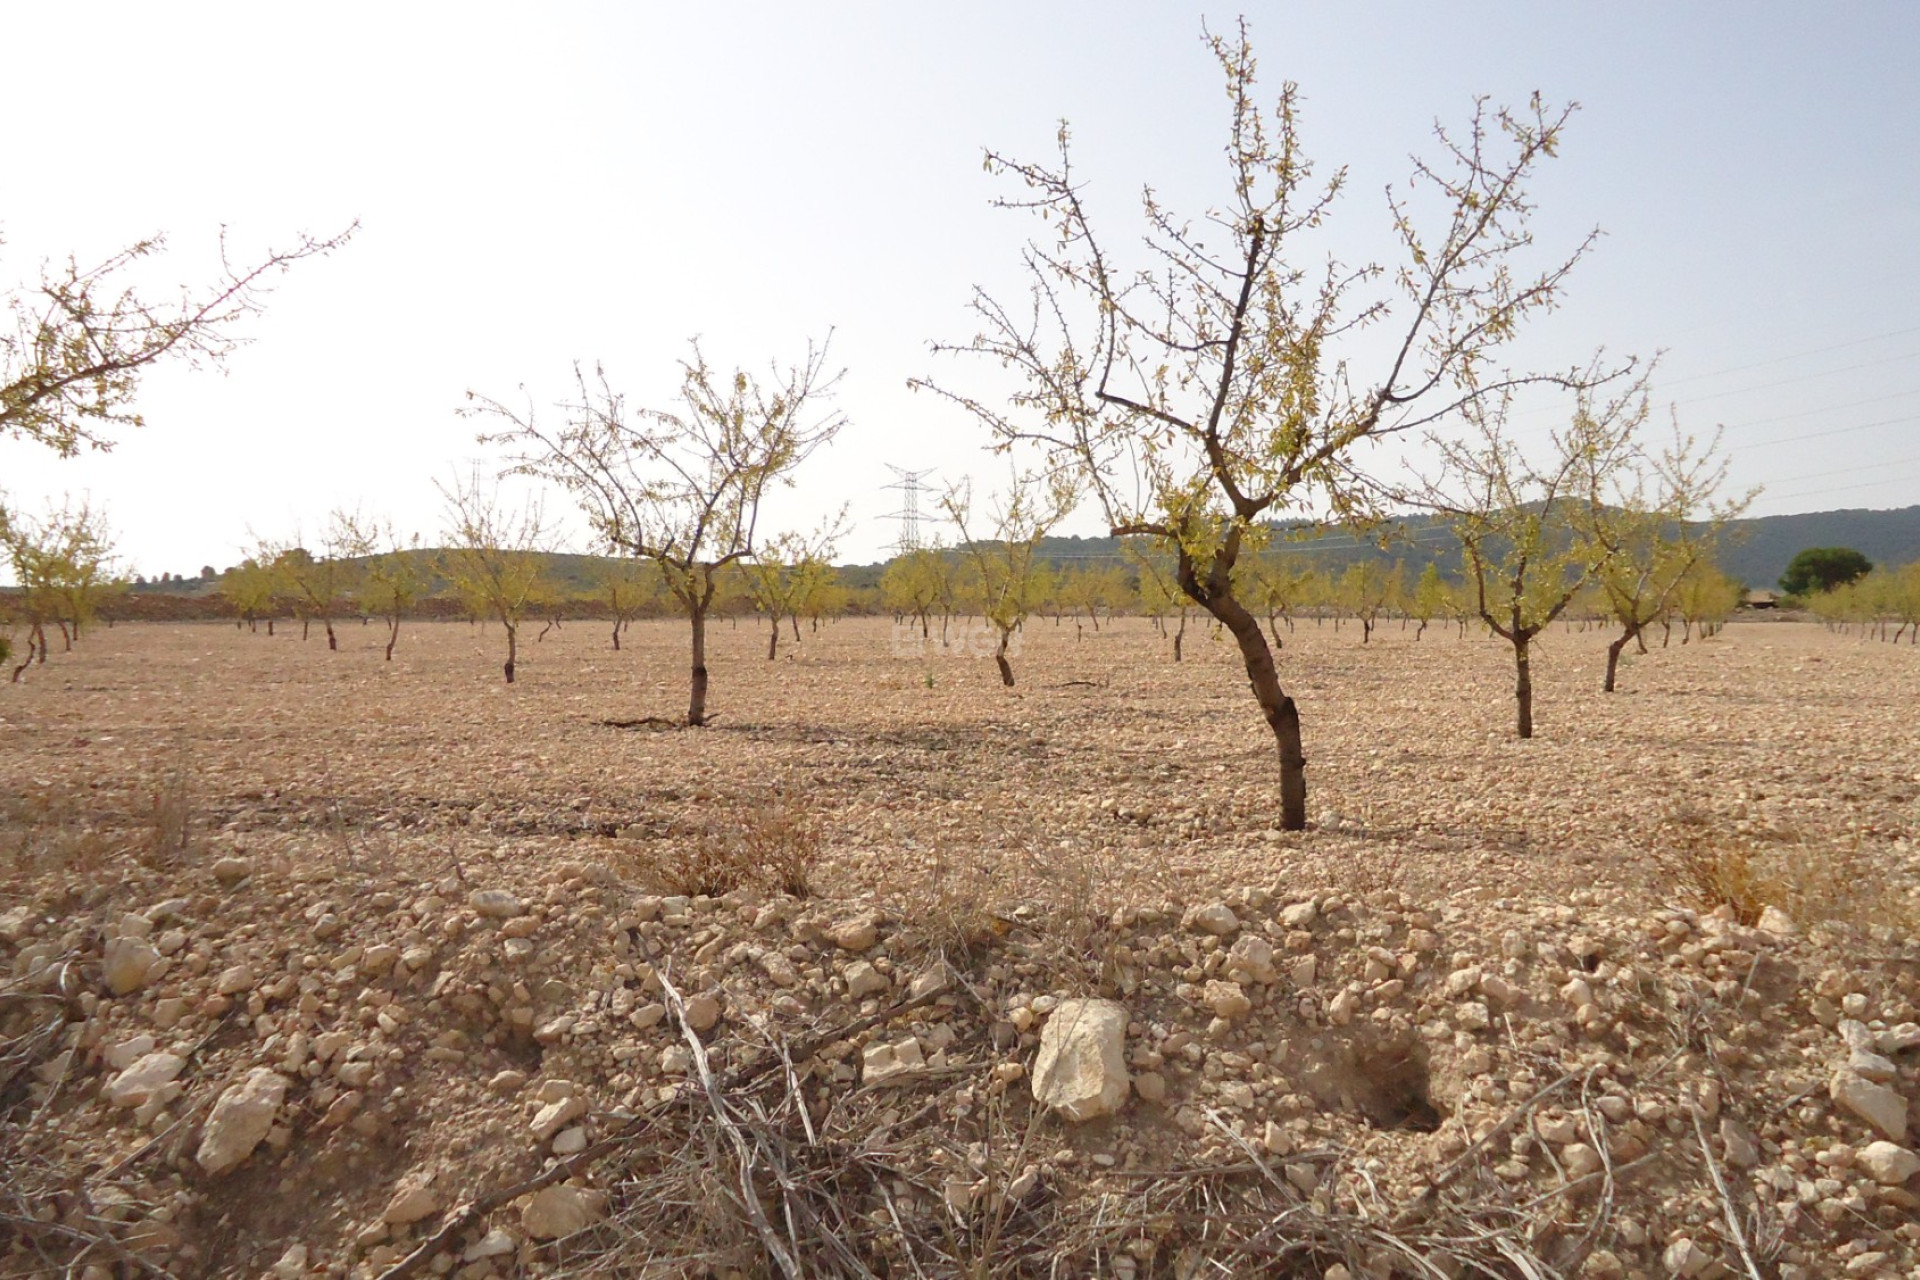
xmin=266 ymin=512 xmax=373 ymax=650
xmin=744 ymin=515 xmax=845 ymax=659
xmin=881 ymin=547 xmax=942 ymax=639
xmin=595 ymin=555 xmax=657 ymax=651
xmin=940 ymin=471 xmax=1075 ymax=687
xmin=437 ymin=474 xmax=551 ymax=684
xmin=915 ymin=23 xmax=1601 ymax=827
xmin=1589 ymin=418 xmax=1751 ymax=690
xmin=1 ymin=497 xmax=123 ymax=677
xmin=355 ymin=523 xmax=427 ymax=661
xmin=2 ymin=225 xmax=354 ymax=459
xmin=472 ymin=337 xmax=844 ymax=725
xmin=1425 ymin=383 xmax=1643 ymax=738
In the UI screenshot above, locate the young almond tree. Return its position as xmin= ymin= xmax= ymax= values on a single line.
xmin=941 ymin=471 xmax=1075 ymax=687
xmin=1586 ymin=414 xmax=1751 ymax=689
xmin=744 ymin=515 xmax=845 ymax=659
xmin=1 ymin=498 xmax=123 ymax=675
xmin=437 ymin=474 xmax=551 ymax=684
xmin=1425 ymin=383 xmax=1643 ymax=738
xmin=471 ymin=337 xmax=844 ymax=725
xmin=595 ymin=555 xmax=656 ymax=651
xmin=356 ymin=524 xmax=427 ymax=661
xmin=915 ymin=23 xmax=1602 ymax=827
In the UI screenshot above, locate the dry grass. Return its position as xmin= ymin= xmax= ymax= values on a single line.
xmin=625 ymin=789 xmax=824 ymax=899
xmin=1653 ymin=804 xmax=1918 ymax=936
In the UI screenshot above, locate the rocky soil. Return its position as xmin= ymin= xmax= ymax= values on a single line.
xmin=3 ymin=616 xmax=1919 ymax=1278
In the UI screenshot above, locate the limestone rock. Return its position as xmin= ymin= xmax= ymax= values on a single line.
xmin=1857 ymin=1140 xmax=1920 ymax=1186
xmin=196 ymin=1068 xmax=288 ymax=1175
xmin=1204 ymin=979 xmax=1251 ymax=1020
xmin=469 ymin=890 xmax=526 ymax=919
xmin=521 ymin=1184 xmax=608 ymax=1240
xmin=212 ymin=856 xmax=252 ymax=886
xmin=103 ymin=937 xmax=162 ymax=996
xmin=844 ymin=961 xmax=889 ymax=999
xmin=828 ymin=913 xmax=879 ymax=951
xmin=1662 ymin=1237 xmax=1712 ymax=1278
xmin=531 ymin=1095 xmax=588 ymax=1141
xmin=1225 ymin=936 xmax=1276 ymax=985
xmin=1279 ymin=901 xmax=1318 ymax=929
xmin=1755 ymin=905 xmax=1795 ymax=936
xmin=1031 ymin=998 xmax=1128 ymax=1122
xmin=682 ymin=993 xmax=721 ymax=1033
xmin=382 ymin=1172 xmax=441 ymax=1225
xmin=105 ymin=1052 xmax=186 ymax=1109
xmin=861 ymin=1036 xmax=925 ymax=1086
xmin=1831 ymin=1067 xmax=1907 ymax=1141
xmin=1187 ymin=904 xmax=1239 ymax=936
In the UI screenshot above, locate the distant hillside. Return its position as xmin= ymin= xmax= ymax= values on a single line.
xmin=930 ymin=506 xmax=1920 ymax=590
xmin=1718 ymin=506 xmax=1920 ymax=590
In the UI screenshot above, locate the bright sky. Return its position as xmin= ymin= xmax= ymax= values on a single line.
xmin=3 ymin=2 xmax=1916 ymax=577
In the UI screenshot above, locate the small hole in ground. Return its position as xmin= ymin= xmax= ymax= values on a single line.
xmin=1363 ymin=1049 xmax=1444 ymax=1133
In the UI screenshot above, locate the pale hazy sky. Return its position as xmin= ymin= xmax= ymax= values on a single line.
xmin=2 ymin=2 xmax=1916 ymax=576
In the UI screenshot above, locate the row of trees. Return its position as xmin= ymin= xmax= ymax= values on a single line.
xmin=1804 ymin=560 xmax=1920 ymax=643
xmin=5 ymin=22 xmax=1801 ymax=828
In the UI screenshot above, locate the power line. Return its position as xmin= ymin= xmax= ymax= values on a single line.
xmin=1660 ymin=323 xmax=1920 ymax=389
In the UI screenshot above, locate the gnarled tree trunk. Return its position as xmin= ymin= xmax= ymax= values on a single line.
xmin=688 ymin=605 xmax=710 ymax=725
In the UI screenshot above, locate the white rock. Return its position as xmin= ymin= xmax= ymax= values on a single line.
xmin=214 ymin=963 xmax=254 ymax=996
xmin=844 ymin=961 xmax=889 ymax=999
xmin=103 ymin=937 xmax=162 ymax=996
xmin=551 ymin=1126 xmax=588 ymax=1156
xmin=382 ymin=1173 xmax=441 ymax=1225
xmin=105 ymin=1052 xmax=186 ymax=1108
xmin=1755 ymin=905 xmax=1795 ymax=936
xmin=104 ymin=1035 xmax=157 ymax=1070
xmin=1831 ymin=1067 xmax=1908 ymax=1141
xmin=269 ymin=1243 xmax=309 ymax=1278
xmin=1878 ymin=1023 xmax=1920 ymax=1054
xmin=196 ymin=1068 xmax=288 ymax=1175
xmin=531 ymin=1095 xmax=588 ymax=1141
xmin=1187 ymin=904 xmax=1239 ymax=936
xmin=463 ymin=1228 xmax=517 ymax=1260
xmin=469 ymin=889 xmax=526 ymax=919
xmin=861 ymin=1036 xmax=926 ymax=1086
xmin=828 ymin=913 xmax=879 ymax=951
xmin=520 ymin=1185 xmax=607 ymax=1240
xmin=1289 ymin=955 xmax=1317 ymax=988
xmin=1204 ymin=980 xmax=1251 ymax=1020
xmin=1328 ymin=989 xmax=1358 ymax=1026
xmin=1225 ymin=936 xmax=1276 ymax=984
xmin=211 ymin=855 xmax=251 ymax=886
xmin=1857 ymin=1140 xmax=1920 ymax=1185
xmin=1663 ymin=1237 xmax=1712 ymax=1277
xmin=1030 ymin=998 xmax=1129 ymax=1122
xmin=1279 ymin=901 xmax=1318 ymax=929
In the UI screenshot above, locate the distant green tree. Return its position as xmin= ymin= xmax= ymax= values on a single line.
xmin=1779 ymin=547 xmax=1872 ymax=597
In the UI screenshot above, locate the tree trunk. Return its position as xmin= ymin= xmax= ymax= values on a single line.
xmin=1604 ymin=630 xmax=1631 ymax=692
xmin=688 ymin=606 xmax=710 ymax=725
xmin=503 ymin=623 xmax=518 ymax=683
xmin=385 ymin=616 xmax=400 ymax=661
xmin=994 ymin=628 xmax=1015 ymax=686
xmin=611 ymin=619 xmax=622 ymax=651
xmin=1173 ymin=610 xmax=1187 ymax=663
xmin=767 ymin=616 xmax=780 ymax=660
xmin=325 ymin=619 xmax=338 ymax=651
xmin=268 ymin=618 xmax=276 ymax=636
xmin=302 ymin=618 xmax=310 ymax=641
xmin=790 ymin=614 xmax=801 ymax=642
xmin=1361 ymin=616 xmax=1372 ymax=645
xmin=1514 ymin=634 xmax=1534 ymax=739
xmin=1205 ymin=597 xmax=1307 ymax=830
